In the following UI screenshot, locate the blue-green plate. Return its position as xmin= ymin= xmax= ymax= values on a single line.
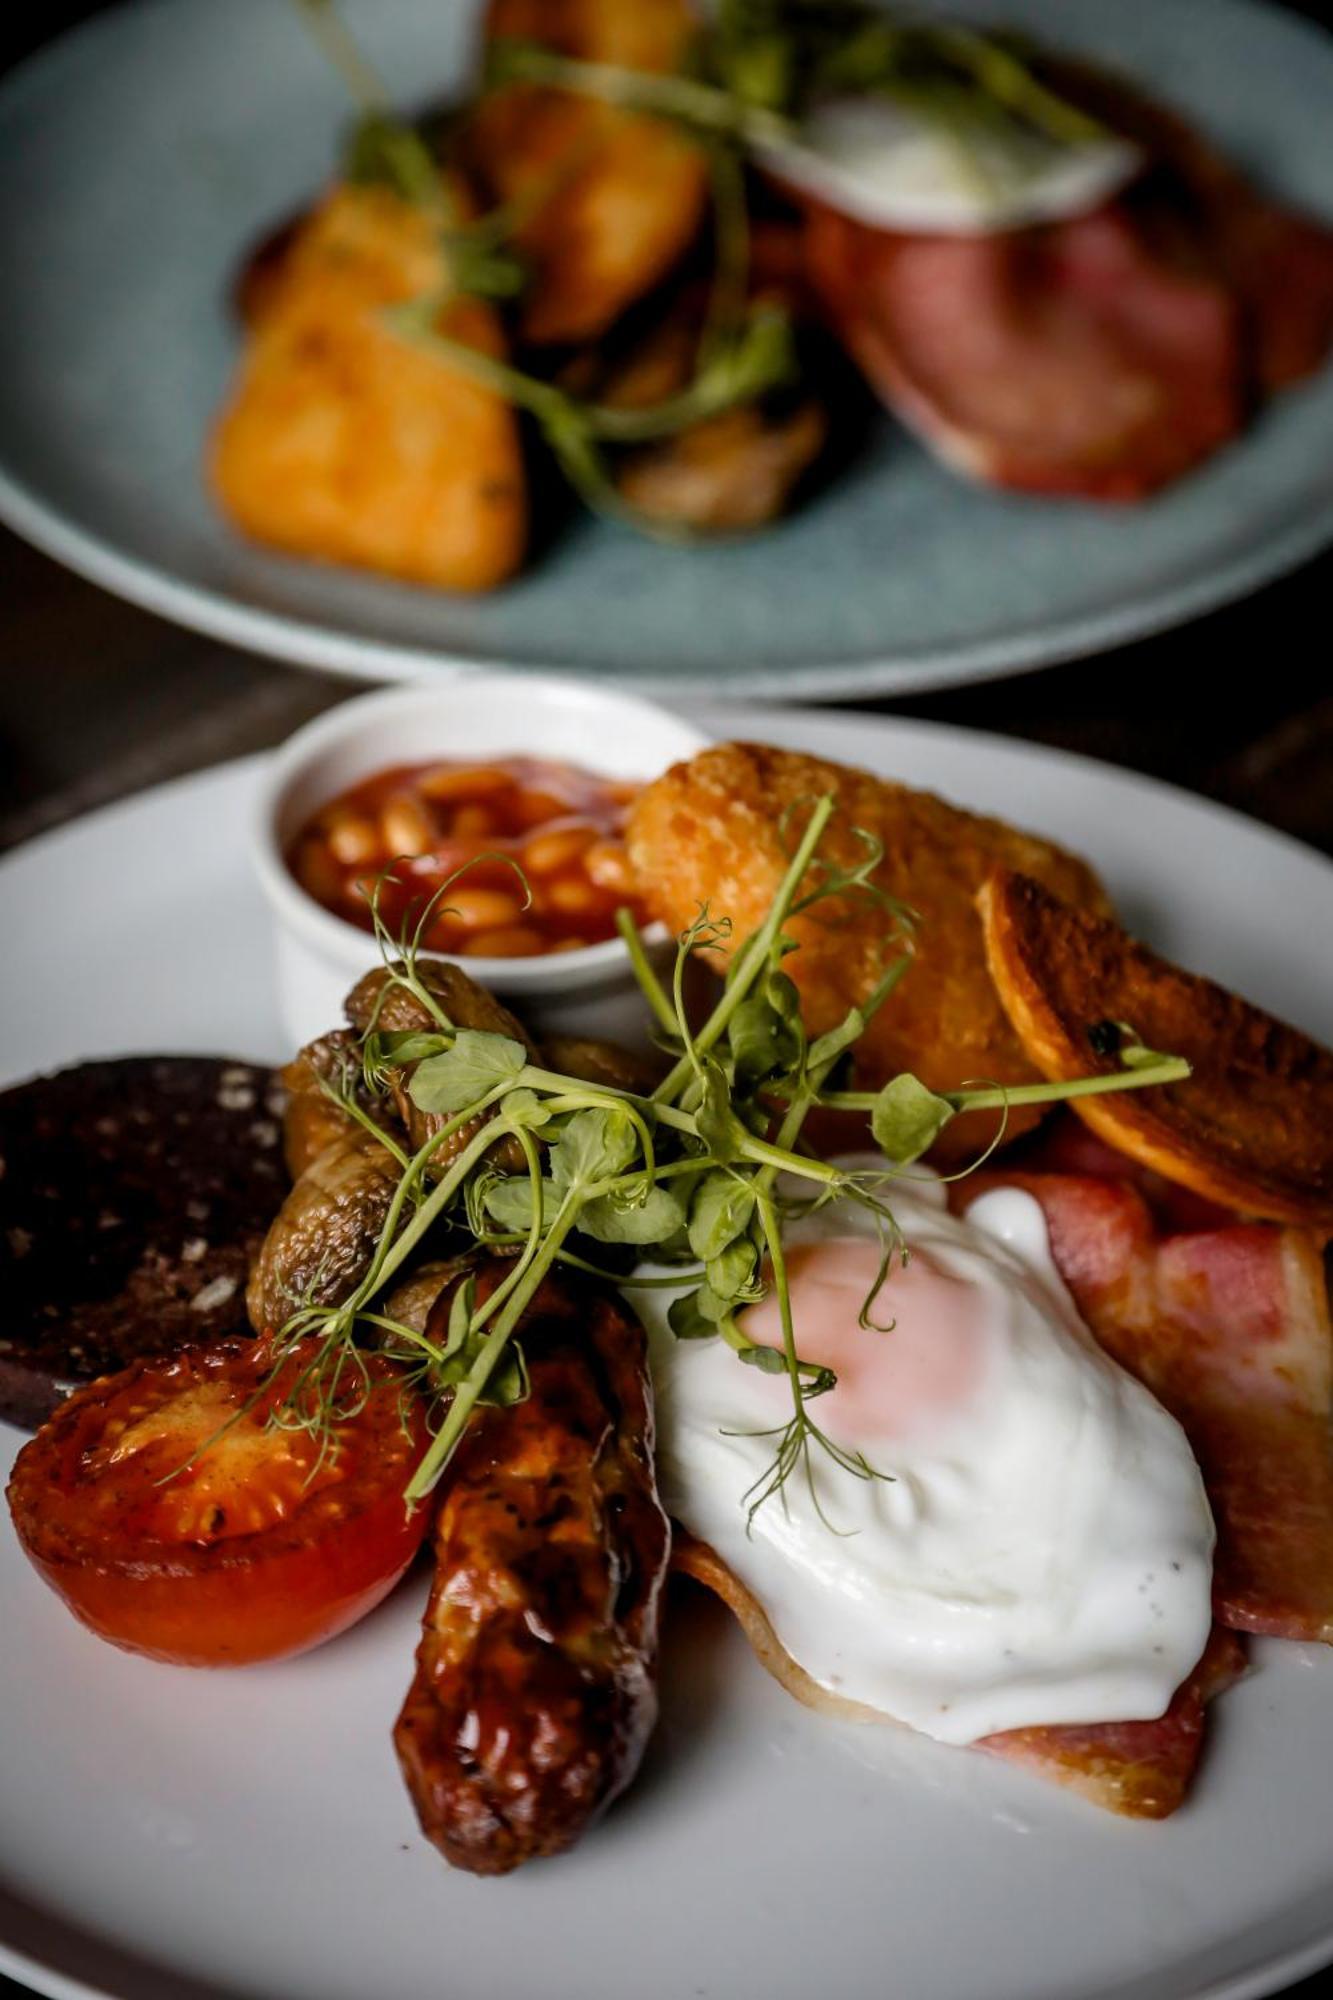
xmin=0 ymin=0 xmax=1331 ymax=697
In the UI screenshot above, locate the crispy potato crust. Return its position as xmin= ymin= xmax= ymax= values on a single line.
xmin=626 ymin=742 xmax=1111 ymax=1160
xmin=209 ymin=181 xmax=526 ymax=591
xmin=464 ymin=0 xmax=708 ymax=345
xmin=980 ymin=870 xmax=1333 ymax=1234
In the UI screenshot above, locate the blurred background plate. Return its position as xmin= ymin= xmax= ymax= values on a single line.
xmin=0 ymin=0 xmax=1331 ymax=699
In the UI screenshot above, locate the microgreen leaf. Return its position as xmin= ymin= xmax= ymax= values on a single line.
xmin=483 ymin=1177 xmax=553 ymax=1232
xmin=687 ymin=1170 xmax=757 ymax=1261
xmin=706 ymin=1235 xmax=761 ymax=1301
xmin=871 ymin=1073 xmax=956 ymax=1164
xmin=578 ymin=1185 xmax=687 ymax=1245
xmin=694 ymin=1060 xmax=746 ymax=1164
xmin=370 ymin=1029 xmax=452 ymax=1068
xmin=728 ymin=970 xmax=804 ymax=1084
xmin=735 ymin=1344 xmax=835 ymax=1397
xmin=484 ymin=1340 xmax=531 ymax=1408
xmin=735 ymin=1340 xmax=786 ymax=1375
xmin=668 ymin=1289 xmax=722 ymax=1341
xmin=807 ymin=1006 xmax=868 ymax=1076
xmin=443 ymin=1274 xmax=477 ymax=1359
xmin=549 ymin=1106 xmax=640 ymax=1191
xmin=694 ymin=1281 xmax=736 ymax=1327
xmin=409 ymin=1031 xmax=528 ymax=1114
xmin=499 ymin=1088 xmax=553 ymax=1132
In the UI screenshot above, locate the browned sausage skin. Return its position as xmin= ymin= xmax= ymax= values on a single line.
xmin=394 ymin=1263 xmax=670 ymax=1874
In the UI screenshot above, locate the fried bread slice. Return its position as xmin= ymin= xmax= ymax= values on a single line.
xmin=673 ymin=1535 xmax=1242 ymax=1819
xmin=979 ymin=869 xmax=1333 ymax=1233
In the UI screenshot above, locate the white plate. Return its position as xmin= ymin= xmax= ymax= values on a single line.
xmin=1 ymin=0 xmax=1332 ymax=698
xmin=2 ymin=707 xmax=1332 ymax=2000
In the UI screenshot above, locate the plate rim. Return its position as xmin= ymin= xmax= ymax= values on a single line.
xmin=3 ymin=0 xmax=1333 ymax=700
xmin=1 ymin=718 xmax=1332 ymax=2000
xmin=3 ymin=710 xmax=1333 ymax=906
xmin=2 ymin=448 xmax=1333 ymax=702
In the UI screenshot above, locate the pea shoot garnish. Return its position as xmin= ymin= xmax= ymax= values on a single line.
xmin=267 ymin=794 xmax=1191 ymax=1528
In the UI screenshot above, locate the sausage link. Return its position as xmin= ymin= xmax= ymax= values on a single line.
xmin=394 ymin=1266 xmax=670 ymax=1873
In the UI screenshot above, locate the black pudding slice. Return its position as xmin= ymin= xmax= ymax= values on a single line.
xmin=0 ymin=1057 xmax=288 ymax=1430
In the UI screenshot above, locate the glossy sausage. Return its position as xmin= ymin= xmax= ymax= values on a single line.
xmin=394 ymin=1264 xmax=670 ymax=1873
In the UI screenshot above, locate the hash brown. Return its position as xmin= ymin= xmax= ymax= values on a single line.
xmin=210 ymin=181 xmax=526 ymax=591
xmin=463 ymin=0 xmax=708 ymax=346
xmin=626 ymin=742 xmax=1112 ymax=1160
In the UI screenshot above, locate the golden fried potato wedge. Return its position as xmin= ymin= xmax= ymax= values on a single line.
xmin=464 ymin=0 xmax=708 ymax=345
xmin=209 ymin=180 xmax=525 ymax=591
xmin=980 ymin=869 xmax=1333 ymax=1233
xmin=626 ymin=742 xmax=1111 ymax=1160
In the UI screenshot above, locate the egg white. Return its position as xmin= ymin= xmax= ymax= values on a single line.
xmin=637 ymin=1176 xmax=1215 ymax=1745
xmin=761 ymin=96 xmax=1140 ymax=235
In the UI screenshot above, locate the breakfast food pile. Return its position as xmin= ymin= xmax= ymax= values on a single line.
xmin=5 ymin=736 xmax=1331 ymax=1870
xmin=207 ymin=0 xmax=1333 ymax=590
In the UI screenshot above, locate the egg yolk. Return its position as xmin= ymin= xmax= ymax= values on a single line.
xmin=739 ymin=1238 xmax=990 ymax=1448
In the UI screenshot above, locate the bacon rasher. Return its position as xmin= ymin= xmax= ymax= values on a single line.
xmin=802 ymin=198 xmax=1244 ymax=501
xmin=978 ymin=1625 xmax=1246 ymax=1819
xmin=956 ymin=1125 xmax=1333 ymax=1646
xmin=799 ymin=60 xmax=1333 ymax=504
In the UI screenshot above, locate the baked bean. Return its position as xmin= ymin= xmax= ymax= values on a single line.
xmin=445 ymin=887 xmax=524 ymax=932
xmin=523 ymin=825 xmax=595 ymax=876
xmin=546 ymin=875 xmax=599 ymax=918
xmin=293 ymin=837 xmax=344 ymax=905
xmin=288 ymin=756 xmax=649 ymax=956
xmin=380 ymin=793 xmax=436 ymax=858
xmin=509 ymin=788 xmax=567 ymax=831
xmin=463 ymin=926 xmax=545 ymax=958
xmin=324 ymin=811 xmax=382 ymax=868
xmin=417 ymin=765 xmax=515 ymax=803
xmin=451 ymin=804 xmax=497 ymax=839
xmin=583 ymin=840 xmax=635 ymax=895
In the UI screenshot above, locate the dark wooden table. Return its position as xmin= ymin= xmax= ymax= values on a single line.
xmin=2 ymin=4 xmax=1331 ymax=1998
xmin=4 ymin=521 xmax=1331 ymax=860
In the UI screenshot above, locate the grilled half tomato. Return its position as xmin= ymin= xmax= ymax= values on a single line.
xmin=6 ymin=1339 xmax=430 ymax=1667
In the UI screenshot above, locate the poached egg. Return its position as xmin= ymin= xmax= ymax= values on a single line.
xmin=639 ymin=1171 xmax=1214 ymax=1746
xmin=760 ymin=96 xmax=1140 ymax=235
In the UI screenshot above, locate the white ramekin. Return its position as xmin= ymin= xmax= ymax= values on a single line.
xmin=251 ymin=675 xmax=711 ymax=1050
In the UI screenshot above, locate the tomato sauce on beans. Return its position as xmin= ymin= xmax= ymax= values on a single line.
xmin=288 ymin=756 xmax=646 ymax=957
